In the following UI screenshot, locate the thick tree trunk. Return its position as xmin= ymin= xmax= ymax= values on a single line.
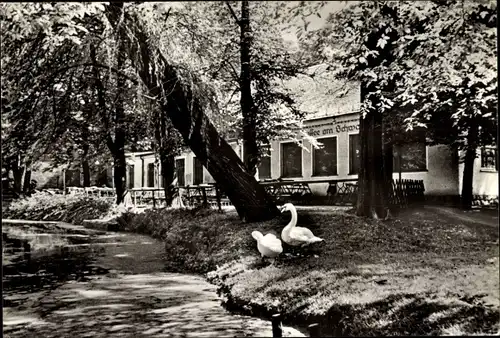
xmin=356 ymin=85 xmax=390 ymax=218
xmin=239 ymin=0 xmax=259 ymax=176
xmin=461 ymin=147 xmax=476 ymax=210
xmin=105 ymin=4 xmax=279 ymax=221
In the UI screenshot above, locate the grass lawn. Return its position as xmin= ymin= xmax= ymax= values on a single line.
xmin=126 ymin=206 xmax=499 ymax=336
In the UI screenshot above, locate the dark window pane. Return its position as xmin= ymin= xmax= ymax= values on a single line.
xmin=258 ymin=147 xmax=271 ymax=179
xmin=281 ymin=142 xmax=302 ymax=178
xmin=128 ymin=165 xmax=134 ymax=189
xmin=193 ymin=157 xmax=203 ymax=185
xmin=147 ymin=163 xmax=155 ymax=187
xmin=481 ymin=147 xmax=497 ymax=170
xmin=393 ymin=144 xmax=427 ymax=172
xmin=175 ymin=159 xmax=185 ymax=186
xmin=349 ymin=134 xmax=360 ymax=175
xmin=65 ymin=169 xmax=81 ymax=187
xmin=313 ymin=137 xmax=337 ymax=176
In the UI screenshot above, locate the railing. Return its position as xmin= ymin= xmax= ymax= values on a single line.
xmin=129 ymin=185 xmax=232 ymax=210
xmin=66 ymin=186 xmax=115 ymax=200
xmin=260 ymin=178 xmax=425 ymax=208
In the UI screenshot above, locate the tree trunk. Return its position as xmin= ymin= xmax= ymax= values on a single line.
xmin=240 ymin=0 xmax=259 ymax=176
xmin=356 ymin=84 xmax=390 ymax=218
xmin=112 ymin=38 xmax=127 ymax=205
xmin=105 ymin=4 xmax=279 ymax=222
xmin=461 ymin=147 xmax=476 ymax=210
xmin=82 ymin=122 xmax=91 ymax=187
xmin=12 ymin=155 xmax=23 ymax=196
xmin=82 ymin=159 xmax=91 ymax=187
xmin=22 ymin=164 xmax=32 ymax=196
xmin=461 ymin=123 xmax=479 ymax=210
xmin=161 ymin=154 xmax=176 ymax=207
xmin=154 ymin=110 xmax=177 ymax=207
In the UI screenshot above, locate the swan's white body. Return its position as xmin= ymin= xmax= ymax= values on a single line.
xmin=251 ymin=231 xmax=283 ymax=258
xmin=280 ymin=203 xmax=324 ymax=246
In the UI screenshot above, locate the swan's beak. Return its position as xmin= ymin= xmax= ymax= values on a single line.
xmin=279 ymin=205 xmax=286 ymax=213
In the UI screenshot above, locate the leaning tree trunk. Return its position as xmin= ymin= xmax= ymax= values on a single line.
xmin=356 ymin=85 xmax=391 ymax=219
xmin=105 ymin=3 xmax=279 ymax=221
xmin=240 ymin=0 xmax=259 ymax=176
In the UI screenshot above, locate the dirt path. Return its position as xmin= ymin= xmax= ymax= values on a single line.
xmin=3 ymin=221 xmax=305 ymax=337
xmin=423 ymin=206 xmax=498 ymax=228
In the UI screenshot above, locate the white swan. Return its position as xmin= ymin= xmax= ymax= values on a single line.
xmin=251 ymin=231 xmax=283 ymax=259
xmin=280 ymin=203 xmax=324 ymax=246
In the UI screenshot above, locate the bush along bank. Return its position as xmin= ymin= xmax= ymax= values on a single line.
xmin=3 ymin=192 xmax=114 ymax=225
xmin=124 ymin=207 xmax=499 ymax=336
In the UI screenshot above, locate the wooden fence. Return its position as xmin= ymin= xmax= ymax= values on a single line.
xmin=326 ymin=179 xmax=425 ymax=208
xmin=389 ymin=179 xmax=425 ymax=208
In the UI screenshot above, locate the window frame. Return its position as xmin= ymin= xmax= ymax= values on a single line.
xmin=147 ymin=162 xmax=155 ymax=187
xmin=481 ymin=146 xmax=498 ymax=172
xmin=280 ymin=141 xmax=303 ymax=178
xmin=393 ymin=130 xmax=428 ymax=173
xmin=348 ymin=132 xmax=360 ymax=175
xmin=257 ymin=146 xmax=272 ymax=180
xmin=193 ymin=156 xmax=204 ymax=185
xmin=311 ymin=136 xmax=338 ymax=177
xmin=127 ymin=164 xmax=135 ymax=189
xmin=175 ymin=158 xmax=186 ymax=186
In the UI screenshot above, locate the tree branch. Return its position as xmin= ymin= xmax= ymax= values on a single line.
xmin=225 ymin=1 xmax=240 ymax=25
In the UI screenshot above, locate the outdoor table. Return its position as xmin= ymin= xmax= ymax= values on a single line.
xmin=259 ymin=179 xmax=313 ymax=204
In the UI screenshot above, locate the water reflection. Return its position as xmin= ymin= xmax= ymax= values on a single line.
xmin=3 ymin=224 xmax=110 ymax=306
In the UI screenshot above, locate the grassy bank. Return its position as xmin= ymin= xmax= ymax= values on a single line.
xmin=3 ymin=192 xmax=114 ymax=225
xmin=123 ymin=206 xmax=499 ymax=336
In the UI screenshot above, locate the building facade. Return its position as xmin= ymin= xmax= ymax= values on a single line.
xmin=123 ymin=110 xmax=498 ymax=206
xmin=121 ymin=70 xmax=497 ymax=206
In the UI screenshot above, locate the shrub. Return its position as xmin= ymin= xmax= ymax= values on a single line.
xmin=4 ymin=191 xmax=114 ymax=225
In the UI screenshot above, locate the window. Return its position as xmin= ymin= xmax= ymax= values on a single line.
xmin=349 ymin=134 xmax=361 ymax=175
xmin=313 ymin=137 xmax=338 ymax=176
xmin=175 ymin=159 xmax=185 ymax=186
xmin=258 ymin=147 xmax=271 ymax=180
xmin=281 ymin=142 xmax=302 ymax=178
xmin=147 ymin=163 xmax=155 ymax=187
xmin=193 ymin=157 xmax=203 ymax=185
xmin=393 ymin=142 xmax=427 ymax=172
xmin=128 ymin=165 xmax=135 ymax=189
xmin=481 ymin=147 xmax=498 ymax=170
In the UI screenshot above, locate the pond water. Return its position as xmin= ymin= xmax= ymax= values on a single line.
xmin=2 ymin=220 xmax=306 ymax=337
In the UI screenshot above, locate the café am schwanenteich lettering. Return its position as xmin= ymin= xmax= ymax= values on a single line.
xmin=307 ymin=118 xmax=359 ymax=137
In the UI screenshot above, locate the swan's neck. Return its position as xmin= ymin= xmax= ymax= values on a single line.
xmin=285 ymin=206 xmax=298 ymax=231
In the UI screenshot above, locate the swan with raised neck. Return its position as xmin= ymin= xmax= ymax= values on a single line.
xmin=280 ymin=203 xmax=324 ymax=246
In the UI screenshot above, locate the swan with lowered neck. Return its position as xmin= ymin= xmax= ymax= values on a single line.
xmin=251 ymin=231 xmax=283 ymax=259
xmin=280 ymin=203 xmax=324 ymax=246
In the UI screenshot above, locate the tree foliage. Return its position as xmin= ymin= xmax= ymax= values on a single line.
xmin=298 ymin=0 xmax=497 ymax=149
